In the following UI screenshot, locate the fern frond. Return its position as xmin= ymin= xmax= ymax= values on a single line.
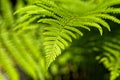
xmin=0 ymin=42 xmax=20 ymax=80
xmin=80 ymin=16 xmax=111 ymax=31
xmin=45 ymin=44 xmax=61 ymax=68
xmin=15 ymin=0 xmax=120 ymax=69
xmin=19 ymin=34 xmax=42 ymax=60
xmin=15 ymin=15 xmax=40 ymax=31
xmin=103 ymin=8 xmax=120 ymax=14
xmin=0 ymin=0 xmax=14 ymax=26
xmin=97 ymin=33 xmax=120 ymax=80
xmin=64 ymin=26 xmax=83 ymax=36
xmin=15 ymin=0 xmax=25 ymax=11
xmin=101 ymin=46 xmax=120 ymax=80
xmin=35 ymin=0 xmax=68 ymax=17
xmin=0 ymin=0 xmax=46 ymax=80
xmin=0 ymin=26 xmax=45 ymax=80
xmin=14 ymin=5 xmax=44 ymax=15
xmin=91 ymin=14 xmax=120 ymax=24
xmin=11 ymin=34 xmax=39 ymax=69
xmin=1 ymin=0 xmax=120 ymax=80
xmin=38 ymin=19 xmax=61 ymax=27
xmin=91 ymin=8 xmax=120 ymax=14
xmin=62 ymin=29 xmax=77 ymax=39
xmin=79 ymin=22 xmax=103 ymax=35
xmin=0 ymin=30 xmax=37 ymax=79
xmin=99 ymin=0 xmax=120 ymax=9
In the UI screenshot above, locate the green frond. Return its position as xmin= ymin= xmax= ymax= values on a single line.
xmin=92 ymin=14 xmax=120 ymax=24
xmin=11 ymin=34 xmax=38 ymax=69
xmin=35 ymin=0 xmax=70 ymax=18
xmin=27 ymin=0 xmax=34 ymax=4
xmin=92 ymin=8 xmax=120 ymax=14
xmin=104 ymin=8 xmax=120 ymax=14
xmin=20 ymin=34 xmax=43 ymax=60
xmin=0 ymin=0 xmax=46 ymax=80
xmin=64 ymin=26 xmax=83 ymax=36
xmin=43 ymin=31 xmax=58 ymax=36
xmin=67 ymin=22 xmax=91 ymax=31
xmin=104 ymin=42 xmax=120 ymax=50
xmin=0 ymin=31 xmax=37 ymax=79
xmin=15 ymin=15 xmax=40 ymax=31
xmin=60 ymin=32 xmax=72 ymax=42
xmin=44 ymin=37 xmax=56 ymax=41
xmin=100 ymin=0 xmax=120 ymax=9
xmin=79 ymin=25 xmax=91 ymax=31
xmin=0 ymin=0 xmax=14 ymax=26
xmin=14 ymin=0 xmax=120 ymax=71
xmin=98 ymin=33 xmax=120 ymax=80
xmin=80 ymin=22 xmax=103 ymax=35
xmin=57 ymin=36 xmax=69 ymax=47
xmin=62 ymin=29 xmax=77 ymax=39
xmin=0 ymin=28 xmax=46 ymax=80
xmin=80 ymin=16 xmax=111 ymax=31
xmin=0 ymin=42 xmax=20 ymax=80
xmin=18 ymin=24 xmax=39 ymax=33
xmin=15 ymin=0 xmax=25 ymax=10
xmin=14 ymin=5 xmax=44 ymax=15
xmin=45 ymin=44 xmax=61 ymax=69
xmin=1 ymin=0 xmax=119 ymax=80
xmin=102 ymin=46 xmax=120 ymax=80
xmin=43 ymin=30 xmax=71 ymax=68
xmin=38 ymin=19 xmax=61 ymax=25
xmin=16 ymin=14 xmax=31 ymax=23
xmin=56 ymin=40 xmax=66 ymax=50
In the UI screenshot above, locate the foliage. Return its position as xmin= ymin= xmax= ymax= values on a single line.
xmin=1 ymin=0 xmax=120 ymax=80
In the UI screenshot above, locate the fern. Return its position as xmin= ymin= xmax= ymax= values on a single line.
xmin=0 ymin=42 xmax=19 ymax=80
xmin=0 ymin=0 xmax=45 ymax=80
xmin=15 ymin=0 xmax=120 ymax=69
xmin=96 ymin=31 xmax=120 ymax=80
xmin=1 ymin=0 xmax=120 ymax=80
